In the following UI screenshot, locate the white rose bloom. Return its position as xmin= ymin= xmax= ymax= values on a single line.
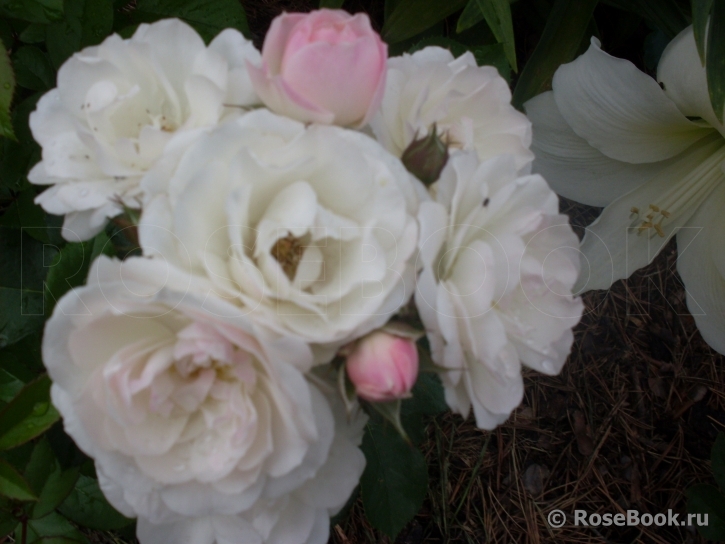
xmin=43 ymin=256 xmax=365 ymax=544
xmin=139 ymin=109 xmax=422 ymax=358
xmin=415 ymin=151 xmax=583 ymax=429
xmin=28 ymin=18 xmax=261 ymax=241
xmin=369 ymin=46 xmax=534 ymax=172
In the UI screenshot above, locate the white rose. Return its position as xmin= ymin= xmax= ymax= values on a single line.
xmin=415 ymin=151 xmax=583 ymax=429
xmin=369 ymin=47 xmax=533 ymax=172
xmin=29 ymin=18 xmax=261 ymax=241
xmin=140 ymin=109 xmax=422 ymax=358
xmin=43 ymin=256 xmax=365 ymax=544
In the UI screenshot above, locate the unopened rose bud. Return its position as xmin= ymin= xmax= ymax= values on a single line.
xmin=345 ymin=331 xmax=419 ymax=402
xmin=401 ymin=124 xmax=449 ymax=185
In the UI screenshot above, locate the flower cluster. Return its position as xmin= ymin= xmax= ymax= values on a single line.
xmin=34 ymin=10 xmax=582 ymax=543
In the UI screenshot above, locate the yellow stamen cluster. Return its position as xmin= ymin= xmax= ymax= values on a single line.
xmin=630 ymin=203 xmax=671 ymax=237
xmin=271 ymin=233 xmax=305 ymax=280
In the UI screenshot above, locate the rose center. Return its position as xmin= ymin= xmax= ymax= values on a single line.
xmin=270 ymin=233 xmax=306 ymax=280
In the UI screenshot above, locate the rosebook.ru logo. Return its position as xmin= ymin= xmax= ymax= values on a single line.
xmin=547 ymin=509 xmax=709 ymax=528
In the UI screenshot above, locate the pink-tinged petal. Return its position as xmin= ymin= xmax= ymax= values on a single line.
xmin=246 ymin=60 xmax=334 ymax=124
xmin=359 ymin=38 xmax=388 ymax=126
xmin=257 ymin=9 xmax=386 ymax=126
xmin=283 ymin=37 xmax=385 ymax=126
xmin=262 ymin=12 xmax=309 ymax=74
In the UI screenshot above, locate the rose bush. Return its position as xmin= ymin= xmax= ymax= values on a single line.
xmin=139 ymin=109 xmax=422 ymax=359
xmin=43 ymin=255 xmax=365 ymax=544
xmin=415 ymin=151 xmax=583 ymax=429
xmin=29 ymin=19 xmax=261 ymax=240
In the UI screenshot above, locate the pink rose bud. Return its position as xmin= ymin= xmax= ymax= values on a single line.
xmin=345 ymin=332 xmax=419 ymax=402
xmin=247 ymin=9 xmax=387 ymax=127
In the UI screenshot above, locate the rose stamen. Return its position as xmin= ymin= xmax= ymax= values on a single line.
xmin=270 ymin=233 xmax=305 ymax=280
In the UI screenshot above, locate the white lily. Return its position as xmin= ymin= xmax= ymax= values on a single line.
xmin=524 ymin=26 xmax=725 ymax=355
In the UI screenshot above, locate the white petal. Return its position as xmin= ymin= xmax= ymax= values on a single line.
xmin=676 ymin=183 xmax=725 ymax=355
xmin=526 ymin=91 xmax=677 ymax=207
xmin=264 ymin=500 xmax=316 ymax=544
xmin=575 ymin=134 xmax=725 ymax=292
xmin=657 ymin=26 xmax=725 ymax=136
xmin=553 ymin=37 xmax=712 ymax=163
xmin=137 ymin=516 xmax=262 ymax=544
xmin=208 ymin=29 xmax=261 ymax=107
xmin=131 ymin=19 xmax=206 ymax=94
xmin=184 ymin=75 xmax=224 ymax=126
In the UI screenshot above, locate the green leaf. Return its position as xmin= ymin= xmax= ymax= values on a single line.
xmin=643 ymin=28 xmax=670 ymax=72
xmin=45 ymin=421 xmax=88 ymax=471
xmin=13 ymin=46 xmax=55 ymax=91
xmin=0 ymin=93 xmax=42 ymax=194
xmin=0 ymin=510 xmax=17 ymax=538
xmin=360 ymin=421 xmax=428 ymax=538
xmin=319 ymin=0 xmax=345 ymax=7
xmin=24 ymin=438 xmax=56 ymax=494
xmin=368 ymin=400 xmax=409 ymax=442
xmin=24 ymin=439 xmax=80 ymax=519
xmin=0 ymin=0 xmax=64 ymax=23
xmin=0 ymin=19 xmax=13 ymax=49
xmin=404 ymin=371 xmax=447 ymax=417
xmin=0 ymin=459 xmax=37 ymax=501
xmin=35 ymin=538 xmax=86 ymax=544
xmin=713 ymin=432 xmax=725 ymax=493
xmin=384 ymin=0 xmax=401 ymax=20
xmin=693 ymin=0 xmax=714 ymax=63
xmin=0 ymin=44 xmax=16 ymax=141
xmin=512 ymin=0 xmax=598 ymax=109
xmin=44 ymin=240 xmax=94 ymax=316
xmin=602 ymin=0 xmax=688 ymax=38
xmin=0 ymin=190 xmax=47 ymax=234
xmin=400 ymin=371 xmax=446 ymax=444
xmin=59 ymin=475 xmax=133 ymax=530
xmin=687 ymin=483 xmax=725 ymax=541
xmin=23 ymin=511 xmax=87 ymax=543
xmin=382 ymin=0 xmax=468 ymax=44
xmin=0 ymin=375 xmax=60 ymax=451
xmin=707 ymin=0 xmax=725 ymax=123
xmin=0 ymin=368 xmax=25 ymax=403
xmin=468 ymin=0 xmax=517 ymax=72
xmin=46 ymin=0 xmax=113 ymax=68
xmin=635 ymin=0 xmax=689 ymax=38
xmin=0 ymin=227 xmax=55 ymax=348
xmin=134 ymin=0 xmax=250 ymax=41
xmin=457 ymin=0 xmax=485 ymax=33
xmin=0 ymin=332 xmax=44 ymax=381
xmin=19 ymin=23 xmax=48 ymax=43
xmin=32 ymin=468 xmax=79 ymax=519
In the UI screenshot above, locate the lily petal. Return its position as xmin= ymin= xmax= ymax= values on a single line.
xmin=575 ymin=134 xmax=725 ymax=292
xmin=676 ymin=183 xmax=725 ymax=355
xmin=657 ymin=26 xmax=725 ymax=137
xmin=553 ymin=37 xmax=712 ymax=164
xmin=526 ymin=91 xmax=678 ymax=207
